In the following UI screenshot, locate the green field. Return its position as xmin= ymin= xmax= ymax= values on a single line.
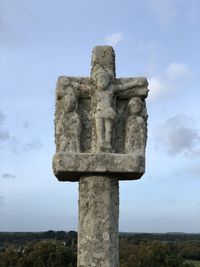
xmin=186 ymin=260 xmax=200 ymax=267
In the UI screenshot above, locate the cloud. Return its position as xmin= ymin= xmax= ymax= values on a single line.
xmin=154 ymin=114 xmax=200 ymax=156
xmin=148 ymin=62 xmax=191 ymax=101
xmin=147 ymin=0 xmax=177 ymax=24
xmin=185 ymin=164 xmax=200 ymax=176
xmin=9 ymin=137 xmax=20 ymax=154
xmin=148 ymin=0 xmax=200 ymax=25
xmin=105 ymin=32 xmax=123 ymax=47
xmin=0 ymin=110 xmax=10 ymax=144
xmin=0 ymin=111 xmax=6 ymax=125
xmin=0 ymin=129 xmax=10 ymax=141
xmin=0 ymin=112 xmax=41 ymax=153
xmin=2 ymin=173 xmax=16 ymax=179
xmin=148 ymin=77 xmax=166 ymax=100
xmin=24 ymin=139 xmax=43 ymax=152
xmin=23 ymin=122 xmax=30 ymax=129
xmin=165 ymin=63 xmax=191 ymax=80
xmin=0 ymin=110 xmax=20 ymax=153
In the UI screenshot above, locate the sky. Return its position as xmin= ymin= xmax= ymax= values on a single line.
xmin=0 ymin=0 xmax=199 ymax=233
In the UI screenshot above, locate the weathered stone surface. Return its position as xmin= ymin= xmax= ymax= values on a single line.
xmin=54 ymin=76 xmax=148 ymax=154
xmin=52 ymin=46 xmax=149 ymax=267
xmin=53 ymin=152 xmax=145 ymax=181
xmin=78 ymin=175 xmax=119 ymax=267
xmin=55 ymin=46 xmax=148 ymax=154
xmin=53 ymin=46 xmax=148 ymax=181
xmin=125 ymin=97 xmax=147 ymax=154
xmin=91 ymin=46 xmax=116 ymax=77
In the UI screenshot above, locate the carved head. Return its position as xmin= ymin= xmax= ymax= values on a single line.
xmin=63 ymin=94 xmax=77 ymax=112
xmin=128 ymin=97 xmax=143 ymax=115
xmin=93 ymin=67 xmax=114 ymax=90
xmin=94 ymin=71 xmax=110 ymax=90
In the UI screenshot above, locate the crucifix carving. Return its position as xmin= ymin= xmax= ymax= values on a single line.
xmin=53 ymin=46 xmax=148 ymax=180
xmin=53 ymin=46 xmax=148 ymax=267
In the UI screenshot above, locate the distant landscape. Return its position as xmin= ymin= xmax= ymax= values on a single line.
xmin=0 ymin=231 xmax=200 ymax=266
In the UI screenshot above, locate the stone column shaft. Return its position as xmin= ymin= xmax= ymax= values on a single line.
xmin=78 ymin=175 xmax=119 ymax=267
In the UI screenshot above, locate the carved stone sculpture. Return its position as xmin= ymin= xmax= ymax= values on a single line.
xmin=52 ymin=46 xmax=148 ymax=267
xmin=92 ymin=67 xmax=147 ymax=153
xmin=59 ymin=90 xmax=81 ymax=152
xmin=53 ymin=46 xmax=148 ymax=181
xmin=125 ymin=97 xmax=147 ymax=155
xmin=93 ymin=68 xmax=116 ymax=153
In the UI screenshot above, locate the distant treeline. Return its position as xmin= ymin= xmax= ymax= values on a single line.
xmin=120 ymin=232 xmax=200 ymax=242
xmin=0 ymin=231 xmax=200 ymax=267
xmin=0 ymin=231 xmax=77 ymax=248
xmin=1 ymin=231 xmax=200 ymax=246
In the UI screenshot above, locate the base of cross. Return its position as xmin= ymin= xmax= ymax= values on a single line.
xmin=53 ymin=152 xmax=145 ymax=181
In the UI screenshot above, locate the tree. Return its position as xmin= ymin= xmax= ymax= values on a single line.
xmin=0 ymin=241 xmax=76 ymax=267
xmin=119 ymin=238 xmax=195 ymax=267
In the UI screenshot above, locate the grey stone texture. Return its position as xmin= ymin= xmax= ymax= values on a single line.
xmin=52 ymin=46 xmax=148 ymax=267
xmin=78 ymin=175 xmax=119 ymax=267
xmin=53 ymin=152 xmax=145 ymax=181
xmin=53 ymin=46 xmax=148 ymax=181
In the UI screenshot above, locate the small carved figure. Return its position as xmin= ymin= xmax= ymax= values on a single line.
xmin=93 ymin=68 xmax=147 ymax=153
xmin=125 ymin=97 xmax=147 ymax=154
xmin=59 ymin=90 xmax=81 ymax=152
xmin=93 ymin=69 xmax=116 ymax=152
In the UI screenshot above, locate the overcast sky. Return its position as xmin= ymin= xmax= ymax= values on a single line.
xmin=0 ymin=0 xmax=200 ymax=233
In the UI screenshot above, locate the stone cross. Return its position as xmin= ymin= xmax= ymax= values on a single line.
xmin=53 ymin=46 xmax=148 ymax=267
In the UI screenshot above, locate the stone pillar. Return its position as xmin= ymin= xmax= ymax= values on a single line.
xmin=53 ymin=46 xmax=149 ymax=267
xmin=78 ymin=176 xmax=119 ymax=267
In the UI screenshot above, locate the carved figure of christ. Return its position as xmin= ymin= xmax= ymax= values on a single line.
xmin=94 ymin=69 xmax=147 ymax=152
xmin=57 ymin=72 xmax=148 ymax=153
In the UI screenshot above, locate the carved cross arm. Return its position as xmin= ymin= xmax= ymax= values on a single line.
xmin=56 ymin=76 xmax=93 ymax=99
xmin=115 ymin=77 xmax=148 ymax=99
